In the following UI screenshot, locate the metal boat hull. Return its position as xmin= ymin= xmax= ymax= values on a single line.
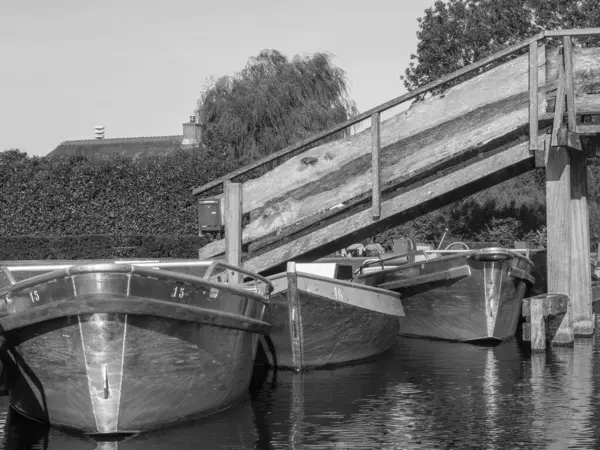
xmin=355 ymin=248 xmax=534 ymax=343
xmin=266 ymin=269 xmax=403 ymax=370
xmin=0 ymin=263 xmax=270 ymax=434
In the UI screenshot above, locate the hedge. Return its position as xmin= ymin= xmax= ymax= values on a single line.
xmin=0 ymin=235 xmax=208 ymax=261
xmin=0 ymin=149 xmax=237 ymax=236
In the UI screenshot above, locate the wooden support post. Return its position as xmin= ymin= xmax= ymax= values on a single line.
xmin=529 ymin=41 xmax=539 ymax=153
xmin=371 ymin=112 xmax=381 ymax=220
xmin=546 ymin=52 xmax=574 ymax=345
xmin=287 ymin=262 xmax=304 ymax=372
xmin=224 ymin=180 xmax=243 ymax=284
xmin=570 ymin=147 xmax=593 ymax=335
xmin=531 ymin=297 xmax=546 ymax=351
xmin=561 ymin=36 xmax=593 ymax=336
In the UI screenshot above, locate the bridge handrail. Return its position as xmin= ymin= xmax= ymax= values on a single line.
xmin=191 ymin=28 xmax=600 ymax=197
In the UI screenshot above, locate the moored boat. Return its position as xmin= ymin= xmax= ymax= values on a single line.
xmin=0 ymin=260 xmax=272 ymax=435
xmin=263 ymin=262 xmax=404 ymax=371
xmin=353 ymin=247 xmax=535 ymax=343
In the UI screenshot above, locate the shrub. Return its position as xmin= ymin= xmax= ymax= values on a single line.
xmin=0 ymin=235 xmax=208 ymax=260
xmin=0 ymin=149 xmax=236 ymax=237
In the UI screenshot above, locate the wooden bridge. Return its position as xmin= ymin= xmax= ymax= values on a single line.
xmin=192 ymin=29 xmax=600 ymax=337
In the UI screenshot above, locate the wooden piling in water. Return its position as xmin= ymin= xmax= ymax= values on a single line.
xmin=530 ymin=299 xmax=546 ymax=351
xmin=522 ymin=294 xmax=573 ymax=350
xmin=561 ymin=36 xmax=594 ymax=336
xmin=542 ymin=36 xmax=597 ymax=342
xmin=546 ymin=135 xmax=574 ymax=343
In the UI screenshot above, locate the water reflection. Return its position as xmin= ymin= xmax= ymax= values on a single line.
xmin=0 ymin=392 xmax=262 ymax=450
xmin=1 ymin=333 xmax=600 ymax=449
xmin=252 ymin=338 xmax=527 ymax=449
xmin=528 ymin=337 xmax=596 ymax=449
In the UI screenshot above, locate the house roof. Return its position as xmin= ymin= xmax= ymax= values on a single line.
xmin=48 ymin=135 xmax=193 ymax=160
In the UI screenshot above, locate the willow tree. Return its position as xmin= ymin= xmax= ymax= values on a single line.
xmin=196 ymin=49 xmax=357 ymax=162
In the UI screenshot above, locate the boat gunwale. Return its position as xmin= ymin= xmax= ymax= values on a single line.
xmin=355 ymin=247 xmax=534 ymax=281
xmin=0 ymin=263 xmax=270 ymax=304
xmin=0 ymin=294 xmax=271 ymax=334
xmin=266 ymin=271 xmax=405 ymax=317
xmin=267 ymin=270 xmax=402 ymax=299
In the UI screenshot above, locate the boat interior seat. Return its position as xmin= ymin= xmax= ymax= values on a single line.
xmin=392 ymin=238 xmax=417 ymax=263
xmin=296 ymin=263 xmax=339 ymax=279
xmin=293 ymin=262 xmax=355 ymax=281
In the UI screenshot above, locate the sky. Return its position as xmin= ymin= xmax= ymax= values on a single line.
xmin=0 ymin=0 xmax=437 ymax=156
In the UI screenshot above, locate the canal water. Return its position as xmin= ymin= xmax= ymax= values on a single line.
xmin=1 ymin=325 xmax=600 ymax=450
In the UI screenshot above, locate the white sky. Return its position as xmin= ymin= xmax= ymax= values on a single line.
xmin=0 ymin=0 xmax=437 ymax=156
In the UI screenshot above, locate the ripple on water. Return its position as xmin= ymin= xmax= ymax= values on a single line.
xmin=2 ymin=328 xmax=600 ymax=449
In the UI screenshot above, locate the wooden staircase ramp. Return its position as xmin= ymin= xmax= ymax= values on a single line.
xmin=192 ymin=30 xmax=600 ymax=275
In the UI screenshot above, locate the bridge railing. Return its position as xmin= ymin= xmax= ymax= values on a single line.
xmin=191 ymin=28 xmax=600 ymax=219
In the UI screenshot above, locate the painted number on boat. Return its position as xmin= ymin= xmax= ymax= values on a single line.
xmin=171 ymin=286 xmax=185 ymax=298
xmin=29 ymin=290 xmax=40 ymax=303
xmin=333 ymin=286 xmax=344 ymax=301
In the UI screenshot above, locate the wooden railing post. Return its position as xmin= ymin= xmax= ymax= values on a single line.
xmin=563 ymin=36 xmax=577 ymax=132
xmin=224 ymin=180 xmax=243 ymax=284
xmin=371 ymin=112 xmax=381 ymax=220
xmin=529 ymin=41 xmax=539 ymax=155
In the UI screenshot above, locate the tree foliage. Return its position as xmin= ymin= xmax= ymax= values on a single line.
xmin=402 ymin=0 xmax=534 ymax=93
xmin=197 ymin=49 xmax=357 ymax=162
xmin=383 ymin=0 xmax=600 ymax=250
xmin=0 ymin=235 xmax=208 ymax=261
xmin=402 ymin=0 xmax=600 ymax=93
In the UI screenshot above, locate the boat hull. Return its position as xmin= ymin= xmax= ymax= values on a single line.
xmin=355 ymin=248 xmax=534 ymax=343
xmin=266 ymin=271 xmax=403 ymax=370
xmin=5 ymin=312 xmax=258 ymax=434
xmin=0 ymin=263 xmax=270 ymax=434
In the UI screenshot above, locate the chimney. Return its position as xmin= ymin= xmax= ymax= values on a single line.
xmin=94 ymin=125 xmax=105 ymax=140
xmin=182 ymin=115 xmax=201 ymax=148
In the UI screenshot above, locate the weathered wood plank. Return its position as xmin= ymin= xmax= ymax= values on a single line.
xmin=197 ymin=46 xmax=550 ymax=260
xmin=243 ymin=137 xmax=541 ymax=274
xmin=190 ymin=33 xmax=544 ymax=197
xmin=248 ymin=128 xmax=552 ymax=255
xmin=546 ymin=47 xmax=600 ymax=95
xmin=521 ymin=294 xmax=573 ymax=347
xmin=545 ymin=93 xmax=600 ymax=117
xmin=199 ymin=95 xmax=547 ymax=259
xmin=578 ymin=124 xmax=600 ymax=135
xmin=545 ymin=28 xmax=600 ymax=37
xmin=522 ymin=294 xmax=570 ymax=319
